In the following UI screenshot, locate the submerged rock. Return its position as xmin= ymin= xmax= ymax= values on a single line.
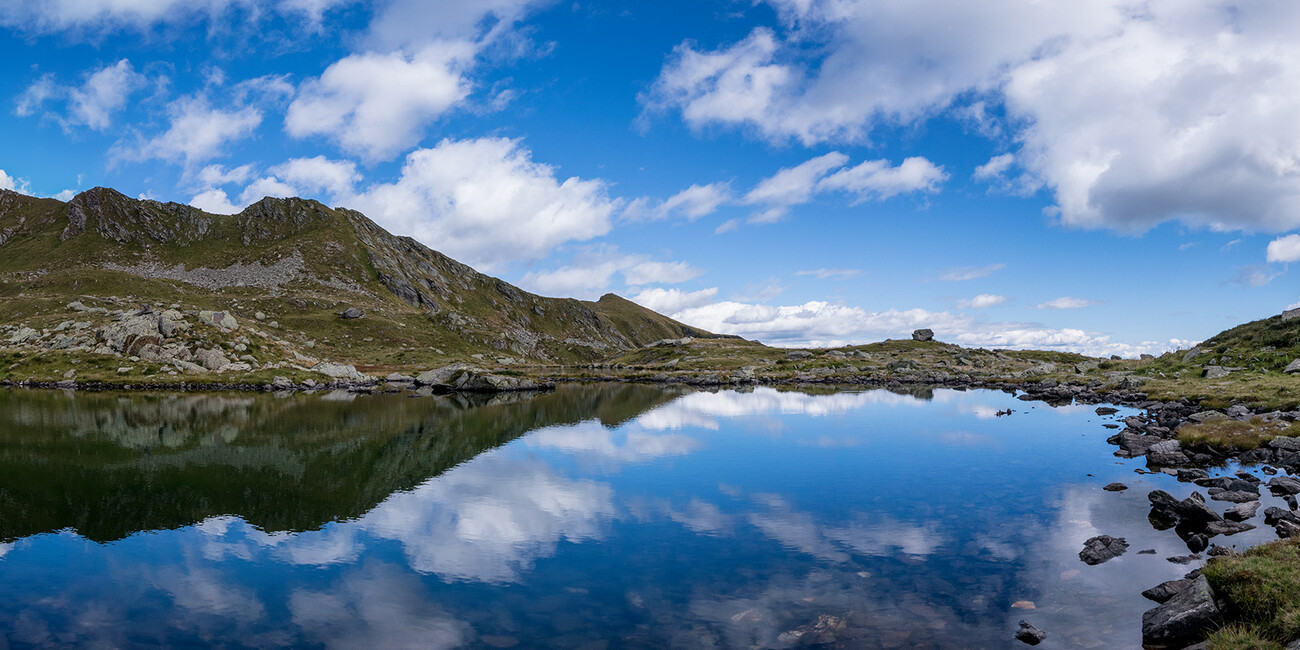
xmin=1014 ymin=620 xmax=1046 ymax=646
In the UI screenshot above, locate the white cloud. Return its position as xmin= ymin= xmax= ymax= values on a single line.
xmin=189 ymin=188 xmax=243 ymax=214
xmin=0 ymin=0 xmax=257 ymax=33
xmin=938 ymin=263 xmax=1005 ymax=282
xmin=652 ymin=296 xmax=1178 ymax=357
xmin=973 ymin=153 xmax=1015 ymax=180
xmin=742 ymin=152 xmax=846 ymax=222
xmin=286 ymin=43 xmax=474 ymax=161
xmin=15 ymin=59 xmax=146 ymax=131
xmin=520 ymin=246 xmax=701 ymax=298
xmin=196 ymin=163 xmax=254 ymax=187
xmin=630 ymin=287 xmax=719 ymax=313
xmin=1267 ymin=234 xmax=1300 ymax=263
xmin=958 ymin=294 xmax=1008 ymax=309
xmin=279 ymin=0 xmax=351 ymax=26
xmin=525 ymin=421 xmax=701 ymax=464
xmin=650 ymin=1 xmax=1300 ymax=233
xmin=271 ymin=156 xmax=360 ymax=196
xmin=345 ymin=137 xmax=617 ymax=271
xmin=128 ymin=96 xmax=262 ymax=166
xmin=0 ymin=169 xmax=17 ymax=191
xmin=817 ymin=156 xmax=946 ymax=201
xmin=795 ymin=268 xmax=860 ymax=279
xmin=625 ymin=182 xmax=732 ymax=221
xmin=364 ymin=0 xmax=546 ymax=50
xmin=1033 ymin=297 xmax=1101 ymax=310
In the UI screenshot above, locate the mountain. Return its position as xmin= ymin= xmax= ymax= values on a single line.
xmin=0 ymin=187 xmax=730 ymax=375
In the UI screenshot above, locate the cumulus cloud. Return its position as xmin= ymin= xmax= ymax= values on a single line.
xmin=15 ymin=59 xmax=147 ymax=131
xmin=630 ymin=287 xmax=719 ymax=314
xmin=1033 ymin=297 xmax=1101 ymax=310
xmin=1267 ymin=234 xmax=1300 ymax=263
xmin=958 ymin=294 xmax=1008 ymax=309
xmin=650 ymin=0 xmax=1300 ymax=233
xmin=0 ymin=0 xmax=258 ymax=33
xmin=343 ymin=137 xmax=616 ymax=271
xmin=286 ymin=43 xmax=474 ymax=161
xmin=520 ymin=245 xmax=701 ymax=298
xmin=817 ymin=156 xmax=947 ymax=202
xmin=125 ymin=96 xmax=261 ymax=166
xmin=624 ymin=182 xmax=732 ymax=221
xmin=973 ymin=153 xmax=1015 ymax=180
xmin=650 ymin=296 xmax=1180 ymax=357
xmin=0 ymin=169 xmax=19 ymax=191
xmin=741 ymin=152 xmax=944 ymax=224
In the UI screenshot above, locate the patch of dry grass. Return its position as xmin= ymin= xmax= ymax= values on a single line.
xmin=1178 ymin=417 xmax=1300 ymax=450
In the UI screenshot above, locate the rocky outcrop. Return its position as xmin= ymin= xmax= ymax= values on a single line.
xmin=1141 ymin=575 xmax=1221 ymax=646
xmin=1079 ymin=535 xmax=1128 ymax=565
xmin=912 ymin=328 xmax=934 ymax=342
xmin=414 ymin=364 xmax=550 ymax=392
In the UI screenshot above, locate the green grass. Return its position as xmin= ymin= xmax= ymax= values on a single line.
xmin=1205 ymin=540 xmax=1300 ymax=645
xmin=1178 ymin=417 xmax=1300 ymax=450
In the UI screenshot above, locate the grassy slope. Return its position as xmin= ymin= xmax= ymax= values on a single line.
xmin=0 ymin=188 xmax=720 ymax=377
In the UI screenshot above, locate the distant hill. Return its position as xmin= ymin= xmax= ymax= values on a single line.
xmin=0 ymin=187 xmax=732 ymax=372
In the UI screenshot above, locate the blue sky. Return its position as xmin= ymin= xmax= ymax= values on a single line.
xmin=0 ymin=0 xmax=1297 ymax=355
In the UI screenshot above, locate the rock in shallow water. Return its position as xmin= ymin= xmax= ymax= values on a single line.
xmin=1141 ymin=575 xmax=1221 ymax=646
xmin=1014 ymin=620 xmax=1046 ymax=645
xmin=1079 ymin=535 xmax=1128 ymax=565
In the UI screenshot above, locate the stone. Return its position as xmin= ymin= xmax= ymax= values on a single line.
xmin=1146 ymin=439 xmax=1190 ymax=466
xmin=194 ymin=348 xmax=232 ymax=371
xmin=1014 ymin=621 xmax=1046 ymax=646
xmin=270 ymin=376 xmax=294 ymax=390
xmin=1284 ymin=307 xmax=1300 ymax=322
xmin=1209 ymin=489 xmax=1262 ymax=503
xmin=1079 ymin=535 xmax=1128 ymax=565
xmin=219 ymin=362 xmax=252 ymax=372
xmin=786 ymin=350 xmax=813 ymax=360
xmin=173 ymin=360 xmax=207 ymax=374
xmin=339 ymin=307 xmax=364 ymax=319
xmin=1286 ymin=359 xmax=1300 ymax=374
xmin=1270 ymin=475 xmax=1300 ymax=495
xmin=1103 ymin=482 xmax=1128 ymax=492
xmin=1225 ymin=501 xmax=1261 ymax=522
xmin=1202 ymin=366 xmax=1230 ymax=379
xmin=1096 ymin=407 xmax=1120 ymax=415
xmin=1142 ymin=579 xmax=1192 ymax=604
xmin=314 ymin=362 xmax=367 ymax=382
xmin=912 ymin=328 xmax=934 ymax=342
xmin=198 ymin=310 xmax=238 ymax=331
xmin=1116 ymin=430 xmax=1162 ymax=457
xmin=8 ymin=327 xmax=39 ymax=344
xmin=1204 ymin=520 xmax=1256 ymax=536
xmin=255 ymin=312 xmax=266 ymax=320
xmin=414 ymin=363 xmax=547 ymax=392
xmin=1141 ymin=576 xmax=1221 ymax=646
xmin=1271 ymin=437 xmax=1300 ymax=453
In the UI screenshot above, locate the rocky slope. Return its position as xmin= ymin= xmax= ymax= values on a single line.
xmin=0 ymin=187 xmax=730 ymax=385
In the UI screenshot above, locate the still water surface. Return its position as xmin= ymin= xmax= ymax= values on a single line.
xmin=0 ymin=385 xmax=1280 ymax=648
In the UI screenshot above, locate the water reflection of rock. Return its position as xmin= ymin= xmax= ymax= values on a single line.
xmin=0 ymin=384 xmax=684 ymax=542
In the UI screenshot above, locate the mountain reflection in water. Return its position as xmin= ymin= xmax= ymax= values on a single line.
xmin=0 ymin=385 xmax=1269 ymax=648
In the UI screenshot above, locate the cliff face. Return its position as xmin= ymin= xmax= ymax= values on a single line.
xmin=0 ymin=187 xmax=730 ymax=365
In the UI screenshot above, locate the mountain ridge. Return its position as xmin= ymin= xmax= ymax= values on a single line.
xmin=0 ymin=186 xmax=734 ymax=370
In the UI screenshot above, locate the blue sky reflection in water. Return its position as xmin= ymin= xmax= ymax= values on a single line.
xmin=0 ymin=385 xmax=1283 ymax=648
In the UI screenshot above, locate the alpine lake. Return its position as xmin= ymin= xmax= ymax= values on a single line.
xmin=0 ymin=383 xmax=1281 ymax=648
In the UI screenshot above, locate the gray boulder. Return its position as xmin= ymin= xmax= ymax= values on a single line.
xmin=98 ymin=313 xmax=162 ymax=353
xmin=198 ymin=310 xmax=238 ymax=331
xmin=8 ymin=327 xmax=39 ymax=344
xmin=912 ymin=328 xmax=934 ymax=342
xmin=1142 ymin=578 xmax=1192 ymax=604
xmin=1270 ymin=476 xmax=1300 ymax=495
xmin=314 ymin=362 xmax=368 ymax=382
xmin=194 ymin=348 xmax=232 ymax=371
xmin=339 ymin=307 xmax=364 ymax=319
xmin=1202 ymin=366 xmax=1231 ymax=379
xmin=414 ymin=363 xmax=547 ymax=392
xmin=1141 ymin=575 xmax=1221 ymax=646
xmin=1225 ymin=501 xmax=1260 ymax=522
xmin=1286 ymin=359 xmax=1300 ymax=374
xmin=1079 ymin=535 xmax=1128 ymax=565
xmin=786 ymin=350 xmax=813 ymax=360
xmin=1146 ymin=439 xmax=1190 ymax=466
